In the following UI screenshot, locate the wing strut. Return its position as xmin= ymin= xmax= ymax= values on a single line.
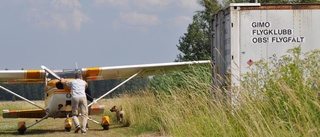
xmin=88 ymin=116 xmax=100 ymax=124
xmin=88 ymin=70 xmax=143 ymax=107
xmin=0 ymin=86 xmax=45 ymax=110
xmin=27 ymin=114 xmax=49 ymax=129
xmin=16 ymin=114 xmax=49 ymax=134
xmin=41 ymin=65 xmax=61 ymax=80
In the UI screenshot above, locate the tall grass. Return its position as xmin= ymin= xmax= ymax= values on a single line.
xmin=119 ymin=47 xmax=320 ymax=136
xmin=1 ymin=47 xmax=319 ymax=136
xmin=240 ymin=47 xmax=320 ymax=136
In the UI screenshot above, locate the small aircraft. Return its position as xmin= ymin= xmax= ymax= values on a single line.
xmin=0 ymin=60 xmax=210 ymax=134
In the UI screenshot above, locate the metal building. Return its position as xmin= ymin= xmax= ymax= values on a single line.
xmin=211 ymin=3 xmax=320 ymax=90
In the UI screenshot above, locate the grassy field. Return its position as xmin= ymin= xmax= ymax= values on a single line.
xmin=1 ymin=47 xmax=320 ymax=137
xmin=118 ymin=47 xmax=320 ymax=137
xmin=0 ymin=99 xmax=155 ymax=137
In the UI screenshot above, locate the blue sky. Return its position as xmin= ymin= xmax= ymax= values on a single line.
xmin=0 ymin=0 xmax=203 ymax=70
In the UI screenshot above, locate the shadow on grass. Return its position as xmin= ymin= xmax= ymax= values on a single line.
xmin=0 ymin=129 xmax=66 ymax=135
xmin=0 ymin=124 xmax=129 ymax=136
xmin=110 ymin=124 xmax=128 ymax=129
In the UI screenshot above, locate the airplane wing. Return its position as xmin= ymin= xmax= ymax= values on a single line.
xmin=0 ymin=60 xmax=211 ymax=84
xmin=0 ymin=70 xmax=46 ymax=84
xmin=82 ymin=60 xmax=211 ymax=81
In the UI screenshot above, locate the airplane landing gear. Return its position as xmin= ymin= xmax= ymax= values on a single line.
xmin=87 ymin=115 xmax=110 ymax=130
xmin=64 ymin=118 xmax=72 ymax=132
xmin=102 ymin=125 xmax=109 ymax=130
xmin=65 ymin=127 xmax=71 ymax=132
xmin=18 ymin=121 xmax=26 ymax=135
xmin=101 ymin=116 xmax=110 ymax=130
xmin=18 ymin=128 xmax=26 ymax=135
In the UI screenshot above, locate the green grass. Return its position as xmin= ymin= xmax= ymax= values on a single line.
xmin=0 ymin=99 xmax=143 ymax=137
xmin=1 ymin=47 xmax=320 ymax=136
xmin=120 ymin=47 xmax=320 ymax=136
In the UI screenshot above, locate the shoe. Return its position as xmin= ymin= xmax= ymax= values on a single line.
xmin=74 ymin=126 xmax=81 ymax=133
xmin=81 ymin=131 xmax=86 ymax=135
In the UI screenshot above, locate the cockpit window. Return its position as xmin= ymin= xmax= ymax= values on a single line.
xmin=46 ymin=69 xmax=78 ymax=79
xmin=56 ymin=82 xmax=64 ymax=89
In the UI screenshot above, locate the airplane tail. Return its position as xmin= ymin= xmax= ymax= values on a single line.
xmin=89 ymin=105 xmax=105 ymax=115
xmin=2 ymin=109 xmax=46 ymax=118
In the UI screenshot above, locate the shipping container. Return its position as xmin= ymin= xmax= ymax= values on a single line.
xmin=211 ymin=3 xmax=320 ymax=91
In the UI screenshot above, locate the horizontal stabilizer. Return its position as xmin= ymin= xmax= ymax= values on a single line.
xmin=89 ymin=105 xmax=105 ymax=115
xmin=2 ymin=109 xmax=46 ymax=118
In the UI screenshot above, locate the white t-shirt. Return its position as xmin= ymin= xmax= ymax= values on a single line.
xmin=66 ymin=79 xmax=87 ymax=98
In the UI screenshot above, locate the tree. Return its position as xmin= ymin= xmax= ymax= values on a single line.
xmin=176 ymin=0 xmax=319 ymax=62
xmin=176 ymin=0 xmax=221 ymax=61
xmin=87 ymin=78 xmax=149 ymax=99
xmin=0 ymin=83 xmax=43 ymax=100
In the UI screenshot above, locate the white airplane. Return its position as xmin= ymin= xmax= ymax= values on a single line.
xmin=0 ymin=60 xmax=210 ymax=134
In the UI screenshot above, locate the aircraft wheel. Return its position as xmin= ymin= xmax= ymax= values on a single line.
xmin=18 ymin=121 xmax=26 ymax=135
xmin=65 ymin=128 xmax=71 ymax=132
xmin=18 ymin=129 xmax=26 ymax=135
xmin=103 ymin=125 xmax=109 ymax=130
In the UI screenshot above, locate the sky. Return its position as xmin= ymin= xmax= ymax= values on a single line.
xmin=0 ymin=0 xmax=203 ymax=70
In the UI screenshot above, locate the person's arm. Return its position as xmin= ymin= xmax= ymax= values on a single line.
xmin=61 ymin=78 xmax=67 ymax=84
xmin=61 ymin=78 xmax=71 ymax=87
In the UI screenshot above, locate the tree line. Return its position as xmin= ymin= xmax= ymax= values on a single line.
xmin=1 ymin=0 xmax=318 ymax=100
xmin=0 ymin=78 xmax=149 ymax=101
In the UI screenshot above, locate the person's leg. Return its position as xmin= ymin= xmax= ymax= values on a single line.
xmin=79 ymin=97 xmax=88 ymax=133
xmin=72 ymin=97 xmax=81 ymax=133
xmin=86 ymin=100 xmax=92 ymax=129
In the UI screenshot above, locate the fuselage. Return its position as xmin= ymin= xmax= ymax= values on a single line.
xmin=44 ymin=79 xmax=86 ymax=118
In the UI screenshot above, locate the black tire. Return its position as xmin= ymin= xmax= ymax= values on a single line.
xmin=65 ymin=128 xmax=71 ymax=132
xmin=18 ymin=129 xmax=26 ymax=135
xmin=103 ymin=125 xmax=109 ymax=130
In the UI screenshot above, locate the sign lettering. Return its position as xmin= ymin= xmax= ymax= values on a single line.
xmin=251 ymin=22 xmax=305 ymax=44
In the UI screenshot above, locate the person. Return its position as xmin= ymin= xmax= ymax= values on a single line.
xmin=85 ymin=88 xmax=94 ymax=129
xmin=61 ymin=71 xmax=88 ymax=134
